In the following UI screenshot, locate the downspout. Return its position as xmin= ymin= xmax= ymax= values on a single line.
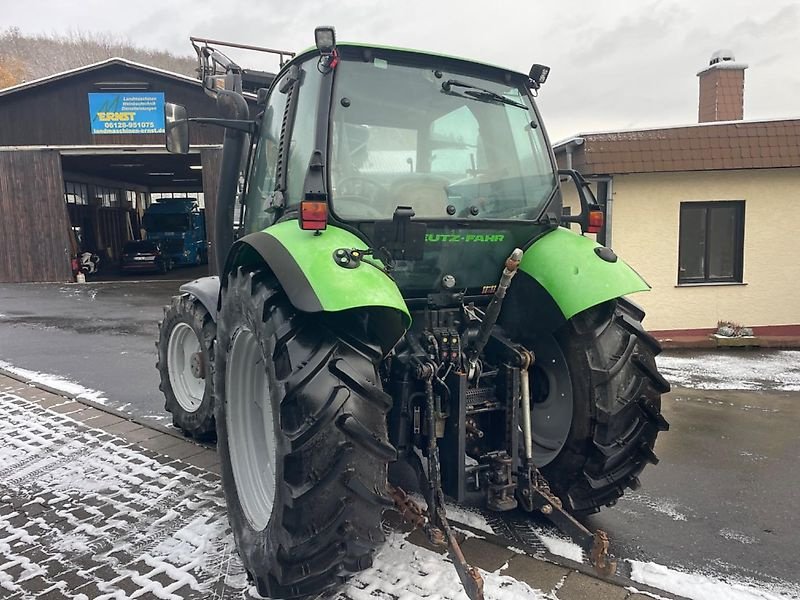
xmin=605 ymin=176 xmax=614 ymax=248
xmin=563 ymin=137 xmax=584 ymax=171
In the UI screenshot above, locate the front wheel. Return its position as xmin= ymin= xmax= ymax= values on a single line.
xmin=156 ymin=293 xmax=216 ymax=439
xmin=215 ymin=268 xmax=395 ymax=599
xmin=528 ymin=298 xmax=670 ymax=515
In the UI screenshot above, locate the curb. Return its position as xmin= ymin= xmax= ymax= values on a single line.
xmin=0 ymin=365 xmax=212 ymax=448
xmin=657 ymin=336 xmax=800 ymax=349
xmin=454 ymin=519 xmax=688 ymax=600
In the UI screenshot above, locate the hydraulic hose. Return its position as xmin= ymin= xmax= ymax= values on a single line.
xmin=470 ymin=248 xmax=523 ymax=359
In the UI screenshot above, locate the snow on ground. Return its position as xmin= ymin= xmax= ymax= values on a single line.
xmin=630 ymin=560 xmax=800 ymax=600
xmin=0 ymin=359 xmax=109 ymax=404
xmin=656 ymin=350 xmax=800 ymax=391
xmin=0 ymin=387 xmax=548 ymax=600
xmin=407 ymin=491 xmax=496 ymax=536
xmin=0 ymin=389 xmax=238 ymax=599
xmin=535 ymin=532 xmax=583 ymax=563
xmin=624 ymin=492 xmax=689 ymax=522
xmin=718 ymin=529 xmax=758 ymax=545
xmin=348 ymin=533 xmax=546 ymax=600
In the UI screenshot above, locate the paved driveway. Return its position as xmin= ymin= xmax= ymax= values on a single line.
xmin=0 ymin=375 xmax=666 ymax=600
xmin=0 ymin=280 xmax=185 ymax=424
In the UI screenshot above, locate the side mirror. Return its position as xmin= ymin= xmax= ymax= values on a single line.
xmin=165 ymin=103 xmax=189 ymax=154
xmin=558 ymin=169 xmax=604 ymax=235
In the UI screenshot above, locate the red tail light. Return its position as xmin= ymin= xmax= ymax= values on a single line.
xmin=300 ymin=200 xmax=328 ymax=230
xmin=587 ymin=209 xmax=604 ymax=234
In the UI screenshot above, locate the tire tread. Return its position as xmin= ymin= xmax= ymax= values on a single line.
xmin=156 ymin=292 xmax=216 ymax=440
xmin=215 ymin=269 xmax=393 ymax=598
xmin=545 ymin=298 xmax=670 ymax=515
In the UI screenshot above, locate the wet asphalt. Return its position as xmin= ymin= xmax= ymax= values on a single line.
xmin=589 ymin=386 xmax=800 ymax=589
xmin=0 ymin=277 xmax=798 ymax=591
xmin=0 ymin=269 xmax=206 ymax=423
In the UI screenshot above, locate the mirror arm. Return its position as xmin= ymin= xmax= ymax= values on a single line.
xmin=187 ymin=117 xmax=255 ymax=133
xmin=557 ymin=168 xmax=602 ymax=234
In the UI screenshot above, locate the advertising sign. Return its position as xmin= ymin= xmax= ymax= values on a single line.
xmin=88 ymin=92 xmax=165 ymax=135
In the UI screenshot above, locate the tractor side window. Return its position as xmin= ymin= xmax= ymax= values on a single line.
xmin=286 ymin=65 xmax=323 ymax=206
xmin=429 ymin=106 xmax=481 ymax=176
xmin=244 ymin=76 xmax=288 ymax=234
xmin=506 ymin=103 xmax=553 ymax=205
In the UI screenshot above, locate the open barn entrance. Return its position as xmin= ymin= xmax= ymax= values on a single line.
xmin=59 ymin=148 xmax=219 ymax=280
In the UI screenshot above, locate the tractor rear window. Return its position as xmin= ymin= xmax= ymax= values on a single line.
xmin=330 ymin=58 xmax=556 ymax=221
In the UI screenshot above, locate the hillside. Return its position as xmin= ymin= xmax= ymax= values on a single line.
xmin=0 ymin=27 xmax=197 ymax=88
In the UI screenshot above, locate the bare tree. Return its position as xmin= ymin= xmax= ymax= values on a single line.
xmin=0 ymin=27 xmax=197 ymax=88
xmin=0 ymin=54 xmax=27 ymax=87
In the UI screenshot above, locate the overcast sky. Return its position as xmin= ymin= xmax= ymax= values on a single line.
xmin=3 ymin=0 xmax=799 ymax=141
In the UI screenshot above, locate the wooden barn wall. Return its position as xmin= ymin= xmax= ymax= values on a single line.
xmin=0 ymin=65 xmax=231 ymax=147
xmin=200 ymin=147 xmax=223 ymax=275
xmin=0 ymin=150 xmax=72 ymax=283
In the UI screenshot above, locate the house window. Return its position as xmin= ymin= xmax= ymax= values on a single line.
xmin=678 ymin=201 xmax=744 ymax=284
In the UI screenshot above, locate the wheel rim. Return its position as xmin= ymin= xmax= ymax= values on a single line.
xmin=530 ymin=335 xmax=574 ymax=468
xmin=167 ymin=322 xmax=205 ymax=412
xmin=226 ymin=327 xmax=277 ymax=531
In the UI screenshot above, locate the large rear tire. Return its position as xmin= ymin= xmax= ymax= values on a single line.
xmin=156 ymin=293 xmax=216 ymax=440
xmin=215 ymin=267 xmax=395 ymax=599
xmin=530 ymin=298 xmax=670 ymax=515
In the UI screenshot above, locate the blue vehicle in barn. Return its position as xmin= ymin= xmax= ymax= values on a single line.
xmin=141 ymin=199 xmax=207 ymax=267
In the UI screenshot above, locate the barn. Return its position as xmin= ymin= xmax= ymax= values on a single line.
xmin=0 ymin=57 xmax=268 ymax=283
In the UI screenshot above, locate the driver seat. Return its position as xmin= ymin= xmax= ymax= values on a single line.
xmin=389 ymin=174 xmax=450 ymax=218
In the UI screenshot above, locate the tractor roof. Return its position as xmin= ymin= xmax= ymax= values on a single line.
xmin=292 ymin=42 xmax=528 ymax=81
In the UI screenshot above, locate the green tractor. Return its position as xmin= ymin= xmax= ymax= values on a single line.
xmin=156 ymin=28 xmax=669 ymax=600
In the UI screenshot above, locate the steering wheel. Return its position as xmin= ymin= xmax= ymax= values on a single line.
xmin=334 ymin=177 xmax=387 ymax=218
xmin=337 ymin=176 xmax=385 ymax=198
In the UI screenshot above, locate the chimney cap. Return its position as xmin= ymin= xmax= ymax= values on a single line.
xmin=710 ymin=49 xmax=736 ymax=65
xmin=697 ymin=49 xmax=748 ymax=76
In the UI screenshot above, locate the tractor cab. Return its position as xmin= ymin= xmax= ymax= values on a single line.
xmin=240 ymin=39 xmax=562 ymax=299
xmin=165 ymin=30 xmax=603 ymax=302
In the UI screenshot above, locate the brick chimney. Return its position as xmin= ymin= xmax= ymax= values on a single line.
xmin=697 ymin=49 xmax=747 ymax=123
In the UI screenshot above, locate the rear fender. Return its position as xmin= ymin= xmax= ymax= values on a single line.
xmin=223 ymin=220 xmax=411 ymax=353
xmin=519 ymin=227 xmax=649 ymax=320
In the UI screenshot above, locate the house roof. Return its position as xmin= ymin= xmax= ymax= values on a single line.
xmin=553 ymin=118 xmax=800 ymax=175
xmin=0 ymin=57 xmax=203 ymax=98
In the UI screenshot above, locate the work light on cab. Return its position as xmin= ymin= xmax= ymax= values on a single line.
xmin=314 ymin=26 xmax=336 ymax=54
xmin=315 ymin=26 xmax=339 ymax=70
xmin=529 ymin=64 xmax=550 ymax=89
